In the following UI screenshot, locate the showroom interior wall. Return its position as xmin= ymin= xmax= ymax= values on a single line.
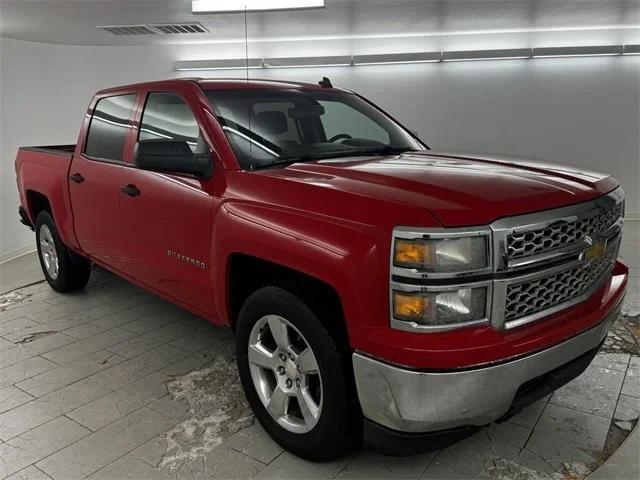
xmin=1 ymin=35 xmax=638 ymax=260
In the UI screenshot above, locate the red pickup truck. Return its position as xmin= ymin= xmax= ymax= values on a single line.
xmin=15 ymin=78 xmax=627 ymax=460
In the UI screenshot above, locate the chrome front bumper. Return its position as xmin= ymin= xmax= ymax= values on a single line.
xmin=353 ymin=303 xmax=620 ymax=433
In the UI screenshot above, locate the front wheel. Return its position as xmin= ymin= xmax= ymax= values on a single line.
xmin=35 ymin=211 xmax=91 ymax=292
xmin=236 ymin=286 xmax=357 ymax=461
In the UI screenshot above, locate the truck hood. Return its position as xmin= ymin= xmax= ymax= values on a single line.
xmin=275 ymin=151 xmax=619 ymax=226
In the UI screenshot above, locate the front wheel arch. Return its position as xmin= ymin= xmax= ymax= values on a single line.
xmin=227 ymin=254 xmax=349 ymax=352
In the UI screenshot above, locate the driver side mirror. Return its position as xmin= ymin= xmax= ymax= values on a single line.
xmin=134 ymin=140 xmax=212 ymax=179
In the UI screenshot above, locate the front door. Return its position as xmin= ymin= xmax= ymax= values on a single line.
xmin=119 ymin=90 xmax=214 ymax=313
xmin=69 ymin=93 xmax=137 ymax=267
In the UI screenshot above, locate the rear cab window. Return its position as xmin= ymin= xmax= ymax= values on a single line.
xmin=84 ymin=94 xmax=136 ymax=162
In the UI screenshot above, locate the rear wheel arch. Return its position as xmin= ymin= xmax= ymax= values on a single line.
xmin=26 ymin=190 xmax=52 ymax=222
xmin=35 ymin=210 xmax=91 ymax=292
xmin=28 ymin=191 xmax=87 ymax=269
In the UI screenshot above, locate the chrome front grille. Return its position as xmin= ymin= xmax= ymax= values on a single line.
xmin=506 ymin=204 xmax=623 ymax=260
xmin=491 ymin=188 xmax=624 ymax=329
xmin=504 ymin=240 xmax=619 ymax=322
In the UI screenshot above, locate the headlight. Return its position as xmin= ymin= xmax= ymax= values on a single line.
xmin=392 ymin=286 xmax=488 ymax=327
xmin=393 ymin=236 xmax=488 ymax=273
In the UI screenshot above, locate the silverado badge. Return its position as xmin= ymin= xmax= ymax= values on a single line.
xmin=167 ymin=250 xmax=207 ymax=270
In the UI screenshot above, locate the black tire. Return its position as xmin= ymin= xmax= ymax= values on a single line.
xmin=236 ymin=286 xmax=357 ymax=461
xmin=35 ymin=211 xmax=91 ymax=292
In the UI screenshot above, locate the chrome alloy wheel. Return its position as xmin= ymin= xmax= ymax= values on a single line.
xmin=248 ymin=315 xmax=323 ymax=434
xmin=39 ymin=224 xmax=59 ymax=280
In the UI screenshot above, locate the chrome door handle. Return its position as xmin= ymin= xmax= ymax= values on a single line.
xmin=69 ymin=173 xmax=84 ymax=183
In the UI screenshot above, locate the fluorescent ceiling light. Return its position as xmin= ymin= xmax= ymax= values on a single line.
xmin=533 ymin=45 xmax=623 ymax=58
xmin=175 ymin=44 xmax=634 ymax=71
xmin=263 ymin=55 xmax=352 ymax=68
xmin=175 ymin=59 xmax=263 ymax=71
xmin=192 ymin=0 xmax=324 ymax=14
xmin=442 ymin=48 xmax=532 ymax=62
xmin=172 ymin=24 xmax=640 ymax=46
xmin=353 ymin=52 xmax=441 ymax=66
xmin=623 ymin=44 xmax=640 ymax=55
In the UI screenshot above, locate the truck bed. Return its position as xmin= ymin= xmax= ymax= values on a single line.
xmin=19 ymin=145 xmax=76 ymax=156
xmin=15 ymin=144 xmax=77 ymax=246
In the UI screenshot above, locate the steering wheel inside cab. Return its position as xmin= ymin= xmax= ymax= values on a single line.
xmin=328 ymin=133 xmax=353 ymax=143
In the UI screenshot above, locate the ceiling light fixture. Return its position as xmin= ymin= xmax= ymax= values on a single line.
xmin=175 ymin=59 xmax=263 ymax=71
xmin=353 ymin=52 xmax=441 ymax=65
xmin=532 ymin=45 xmax=623 ymax=58
xmin=175 ymin=45 xmax=637 ymax=71
xmin=173 ymin=25 xmax=640 ymax=46
xmin=192 ymin=0 xmax=324 ymax=14
xmin=442 ymin=48 xmax=532 ymax=62
xmin=263 ymin=55 xmax=352 ymax=68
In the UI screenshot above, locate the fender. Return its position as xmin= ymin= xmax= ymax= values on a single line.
xmin=212 ymin=199 xmax=391 ymax=343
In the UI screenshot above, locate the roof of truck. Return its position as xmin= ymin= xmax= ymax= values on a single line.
xmin=198 ymin=78 xmax=350 ymax=92
xmin=95 ymin=78 xmax=351 ymax=95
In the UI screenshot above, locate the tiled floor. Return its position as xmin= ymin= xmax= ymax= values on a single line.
xmin=0 ymin=222 xmax=637 ymax=480
xmin=0 ymin=251 xmax=43 ymax=295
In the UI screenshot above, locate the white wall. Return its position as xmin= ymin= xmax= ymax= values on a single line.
xmin=0 ymin=39 xmax=178 ymax=259
xmin=1 ymin=37 xmax=638 ymax=258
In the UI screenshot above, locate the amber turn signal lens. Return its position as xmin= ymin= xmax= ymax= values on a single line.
xmin=394 ymin=240 xmax=434 ymax=268
xmin=393 ymin=292 xmax=431 ymax=321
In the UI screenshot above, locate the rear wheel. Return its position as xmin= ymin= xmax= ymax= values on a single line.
xmin=236 ymin=286 xmax=357 ymax=461
xmin=36 ymin=211 xmax=91 ymax=292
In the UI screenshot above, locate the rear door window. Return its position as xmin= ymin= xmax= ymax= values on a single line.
xmin=84 ymin=94 xmax=136 ymax=162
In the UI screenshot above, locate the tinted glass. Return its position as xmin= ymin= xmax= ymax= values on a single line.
xmin=205 ymin=89 xmax=423 ymax=169
xmin=318 ymin=100 xmax=390 ymax=144
xmin=84 ymin=94 xmax=136 ymax=161
xmin=139 ymin=92 xmax=204 ymax=153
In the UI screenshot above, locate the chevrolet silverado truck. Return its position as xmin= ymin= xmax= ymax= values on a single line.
xmin=15 ymin=78 xmax=628 ymax=461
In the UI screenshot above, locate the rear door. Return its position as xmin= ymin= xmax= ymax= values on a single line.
xmin=119 ymin=88 xmax=214 ymax=312
xmin=69 ymin=92 xmax=137 ymax=267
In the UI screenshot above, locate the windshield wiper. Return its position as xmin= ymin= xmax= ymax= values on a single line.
xmin=253 ymin=151 xmax=359 ymax=170
xmin=346 ymin=145 xmax=410 ymax=157
xmin=252 ymin=146 xmax=411 ymax=170
xmin=252 ymin=158 xmax=308 ymax=170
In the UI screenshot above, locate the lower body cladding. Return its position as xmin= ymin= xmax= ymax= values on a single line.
xmin=352 ymin=302 xmax=621 ymax=454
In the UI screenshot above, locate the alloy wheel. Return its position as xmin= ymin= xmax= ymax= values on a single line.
xmin=248 ymin=314 xmax=323 ymax=434
xmin=39 ymin=224 xmax=59 ymax=280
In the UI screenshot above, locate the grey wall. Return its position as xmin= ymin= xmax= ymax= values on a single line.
xmin=1 ymin=37 xmax=638 ymax=258
xmin=329 ymin=59 xmax=640 ymax=205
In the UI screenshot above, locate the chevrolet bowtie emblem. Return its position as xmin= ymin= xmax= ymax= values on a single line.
xmin=581 ymin=236 xmax=607 ymax=262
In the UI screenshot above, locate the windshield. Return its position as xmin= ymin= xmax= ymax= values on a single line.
xmin=205 ymin=88 xmax=425 ymax=170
